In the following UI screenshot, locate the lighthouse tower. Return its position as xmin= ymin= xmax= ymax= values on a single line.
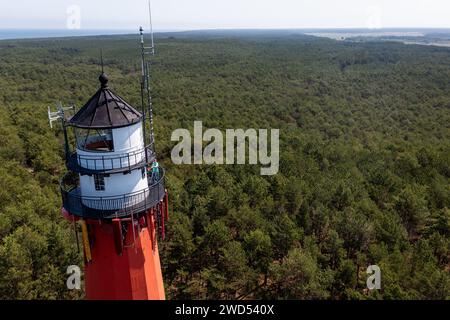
xmin=57 ymin=32 xmax=168 ymax=300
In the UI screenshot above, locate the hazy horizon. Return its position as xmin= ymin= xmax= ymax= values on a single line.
xmin=2 ymin=0 xmax=450 ymax=30
xmin=2 ymin=27 xmax=450 ymax=41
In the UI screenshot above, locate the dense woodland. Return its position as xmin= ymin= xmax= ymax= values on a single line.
xmin=0 ymin=31 xmax=449 ymax=299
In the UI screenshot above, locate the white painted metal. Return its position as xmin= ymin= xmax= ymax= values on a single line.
xmin=80 ymin=169 xmax=149 ymax=210
xmin=76 ymin=122 xmax=145 ymax=171
xmin=77 ymin=121 xmax=149 ymax=210
xmin=80 ymin=169 xmax=148 ymax=197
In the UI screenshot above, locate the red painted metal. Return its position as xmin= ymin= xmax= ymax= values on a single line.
xmin=61 ymin=207 xmax=79 ymax=222
xmin=160 ymin=202 xmax=165 ymax=240
xmin=147 ymin=208 xmax=155 ymax=250
xmin=81 ymin=206 xmax=165 ymax=300
xmin=164 ymin=190 xmax=169 ymax=221
xmin=112 ymin=218 xmax=123 ymax=256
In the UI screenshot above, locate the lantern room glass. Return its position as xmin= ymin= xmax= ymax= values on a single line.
xmin=75 ymin=128 xmax=114 ymax=152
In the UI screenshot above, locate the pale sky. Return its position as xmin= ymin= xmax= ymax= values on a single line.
xmin=1 ymin=0 xmax=450 ymax=30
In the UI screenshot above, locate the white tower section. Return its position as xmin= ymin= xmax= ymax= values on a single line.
xmin=67 ymin=72 xmax=153 ymax=211
xmin=78 ymin=122 xmax=148 ymax=200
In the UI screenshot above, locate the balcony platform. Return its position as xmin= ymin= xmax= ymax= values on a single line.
xmin=66 ymin=146 xmax=155 ymax=175
xmin=61 ymin=168 xmax=165 ymax=219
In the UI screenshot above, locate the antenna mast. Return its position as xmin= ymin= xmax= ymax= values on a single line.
xmin=48 ymin=102 xmax=74 ymax=161
xmin=149 ymin=0 xmax=155 ymax=55
xmin=100 ymin=49 xmax=104 ymax=73
xmin=140 ymin=0 xmax=156 ymax=160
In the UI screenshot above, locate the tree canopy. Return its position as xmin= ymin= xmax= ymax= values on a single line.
xmin=0 ymin=32 xmax=449 ymax=299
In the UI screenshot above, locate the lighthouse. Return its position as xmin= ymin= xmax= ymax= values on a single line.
xmin=56 ymin=29 xmax=168 ymax=300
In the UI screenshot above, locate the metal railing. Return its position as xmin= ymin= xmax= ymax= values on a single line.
xmin=67 ymin=146 xmax=154 ymax=174
xmin=60 ymin=167 xmax=165 ymax=219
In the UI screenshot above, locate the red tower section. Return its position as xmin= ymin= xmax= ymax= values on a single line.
xmin=85 ymin=194 xmax=169 ymax=299
xmin=63 ymin=198 xmax=168 ymax=299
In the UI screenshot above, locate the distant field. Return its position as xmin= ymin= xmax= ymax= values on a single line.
xmin=306 ymin=29 xmax=450 ymax=48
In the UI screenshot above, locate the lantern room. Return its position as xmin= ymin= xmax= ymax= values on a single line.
xmin=67 ymin=73 xmax=149 ymax=173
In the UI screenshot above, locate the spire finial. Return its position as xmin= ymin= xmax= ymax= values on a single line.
xmin=99 ymin=73 xmax=109 ymax=88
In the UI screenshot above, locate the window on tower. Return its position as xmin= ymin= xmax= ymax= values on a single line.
xmin=75 ymin=128 xmax=114 ymax=152
xmin=94 ymin=174 xmax=105 ymax=191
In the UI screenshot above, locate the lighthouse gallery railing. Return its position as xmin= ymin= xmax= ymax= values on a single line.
xmin=67 ymin=145 xmax=155 ymax=174
xmin=60 ymin=167 xmax=165 ymax=219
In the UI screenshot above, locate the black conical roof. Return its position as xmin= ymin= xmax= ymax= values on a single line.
xmin=69 ymin=73 xmax=143 ymax=129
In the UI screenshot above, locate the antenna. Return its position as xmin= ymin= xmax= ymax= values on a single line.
xmin=140 ymin=0 xmax=157 ymax=159
xmin=148 ymin=0 xmax=155 ymax=55
xmin=47 ymin=102 xmax=74 ymax=161
xmin=48 ymin=102 xmax=73 ymax=129
xmin=100 ymin=48 xmax=104 ymax=73
xmin=48 ymin=106 xmax=58 ymax=129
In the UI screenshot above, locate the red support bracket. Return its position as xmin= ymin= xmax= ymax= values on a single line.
xmin=112 ymin=218 xmax=124 ymax=256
